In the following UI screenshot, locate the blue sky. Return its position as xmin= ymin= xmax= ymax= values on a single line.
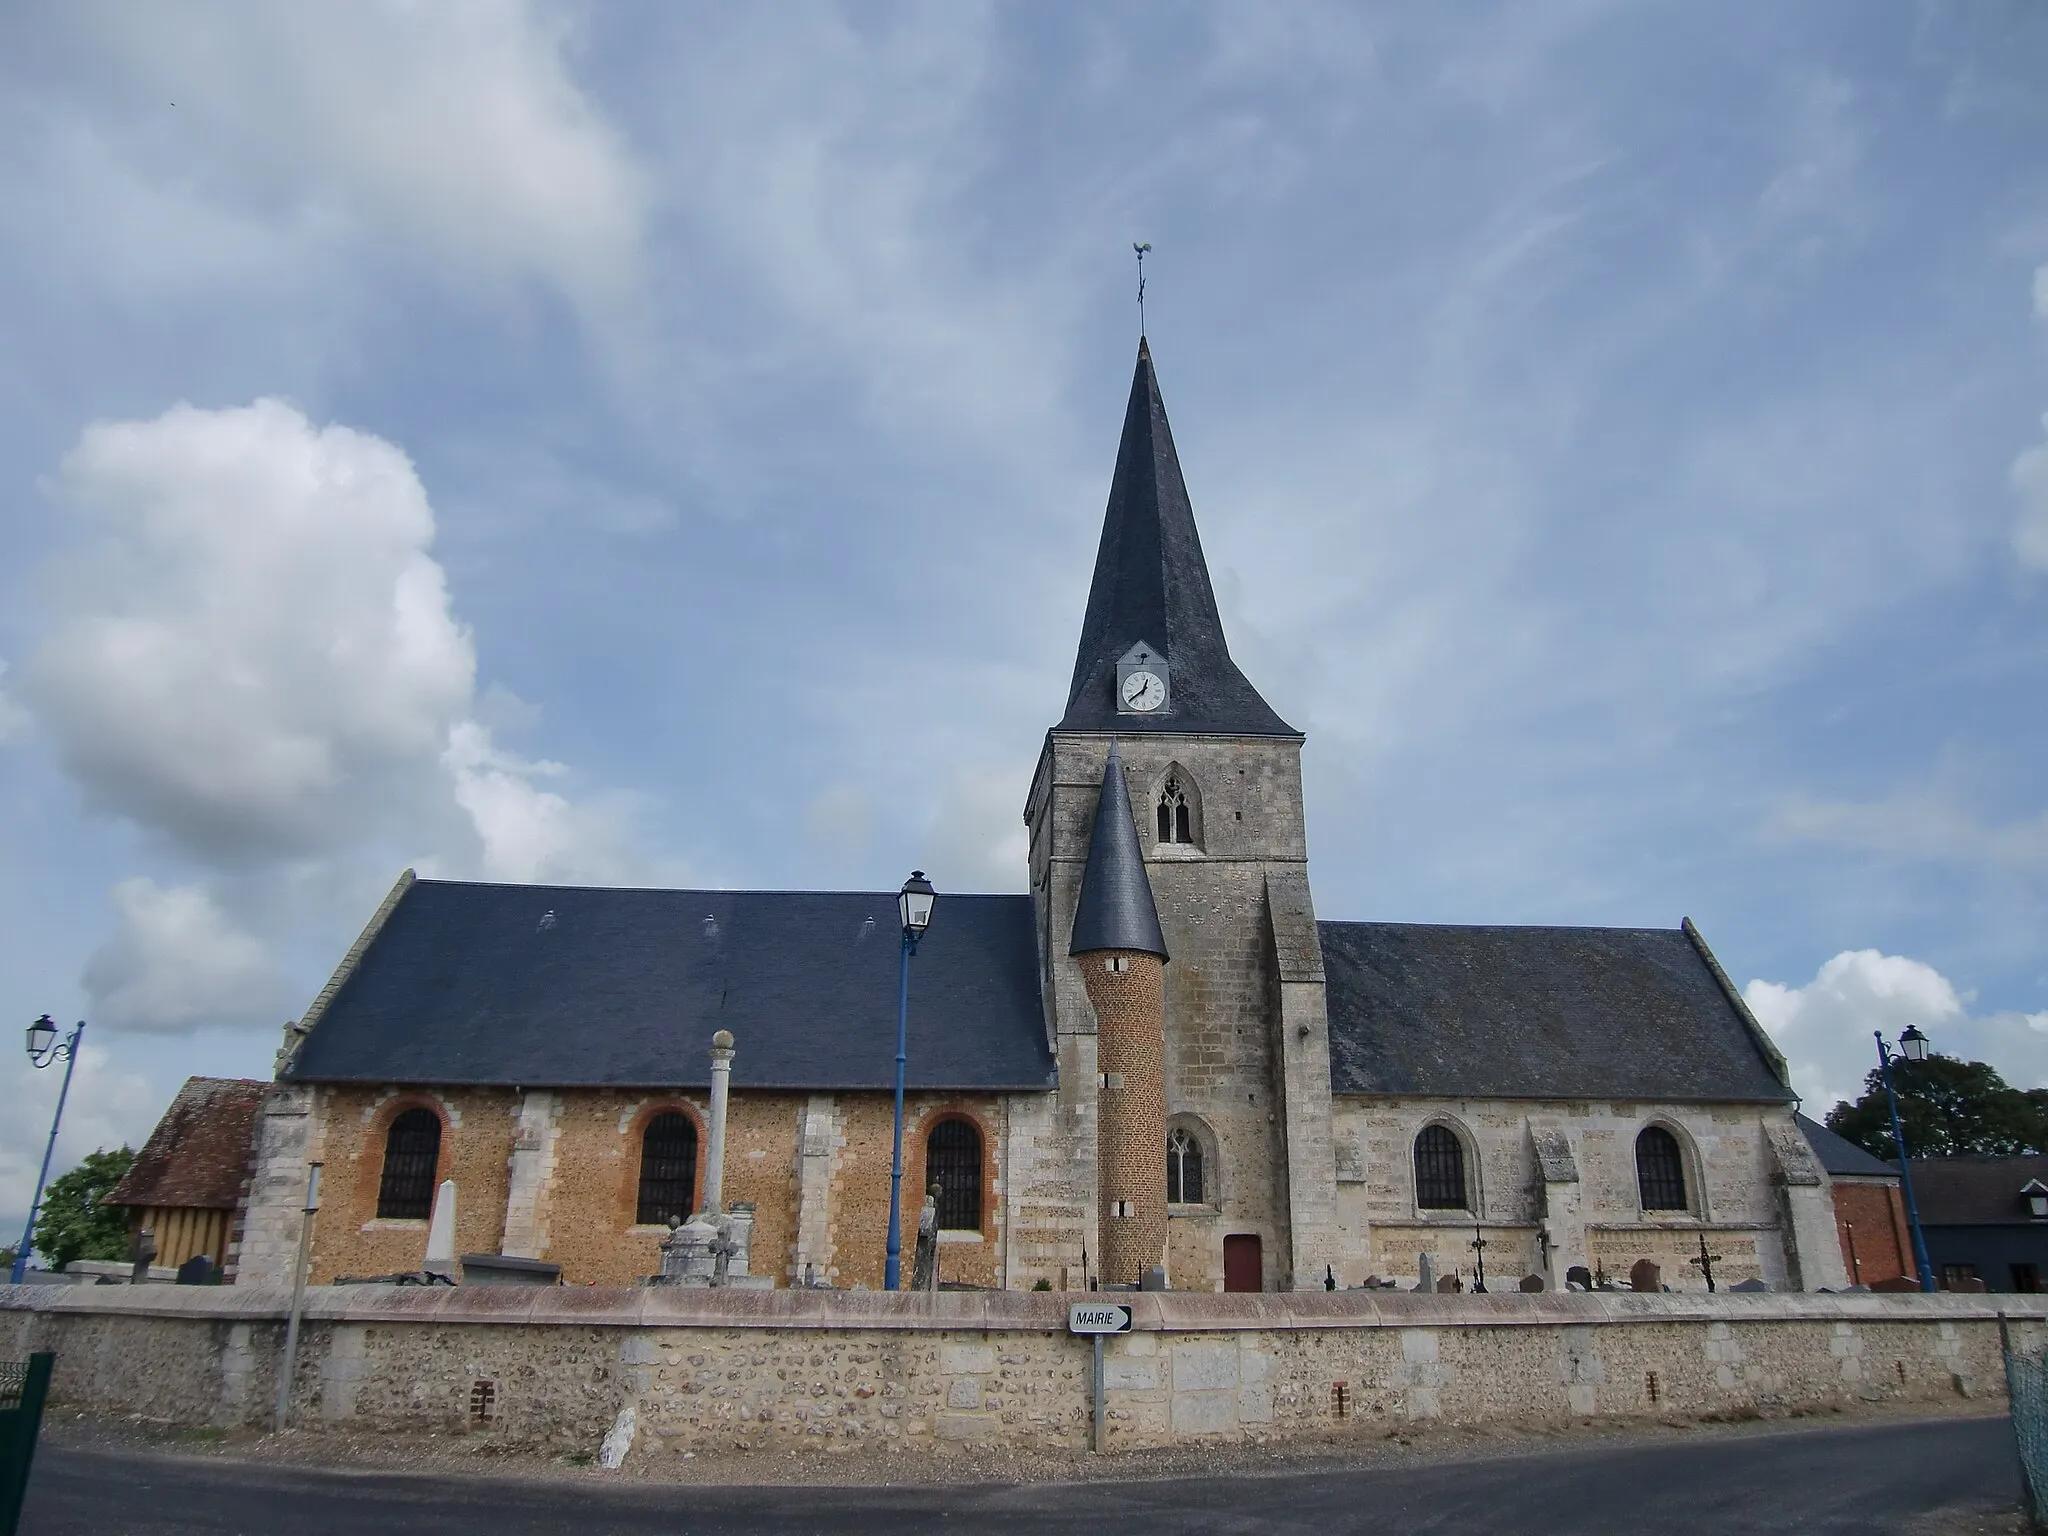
xmin=3 ymin=2 xmax=2047 ymax=1241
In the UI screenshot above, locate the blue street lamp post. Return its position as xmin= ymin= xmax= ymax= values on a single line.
xmin=1875 ymin=1024 xmax=1937 ymax=1293
xmin=12 ymin=1016 xmax=86 ymax=1285
xmin=884 ymin=872 xmax=937 ymax=1292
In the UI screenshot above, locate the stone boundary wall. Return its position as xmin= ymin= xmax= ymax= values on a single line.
xmin=4 ymin=1286 xmax=2041 ymax=1460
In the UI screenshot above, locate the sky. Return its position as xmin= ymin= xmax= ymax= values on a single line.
xmin=3 ymin=2 xmax=2047 ymax=1244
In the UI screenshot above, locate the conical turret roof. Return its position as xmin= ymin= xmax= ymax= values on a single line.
xmin=1069 ymin=743 xmax=1168 ymax=959
xmin=1057 ymin=340 xmax=1297 ymax=737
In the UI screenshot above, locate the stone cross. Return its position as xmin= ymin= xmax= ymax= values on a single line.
xmin=1688 ymin=1234 xmax=1723 ymax=1294
xmin=1469 ymin=1224 xmax=1489 ymax=1294
xmin=703 ymin=1029 xmax=736 ymax=1217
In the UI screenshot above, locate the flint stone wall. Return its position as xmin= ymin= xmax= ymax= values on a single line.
xmin=4 ymin=1286 xmax=2039 ymax=1459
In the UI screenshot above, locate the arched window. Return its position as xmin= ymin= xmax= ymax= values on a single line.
xmin=1167 ymin=1127 xmax=1204 ymax=1205
xmin=376 ymin=1108 xmax=441 ymax=1220
xmin=1636 ymin=1126 xmax=1689 ymax=1211
xmin=637 ymin=1111 xmax=699 ymax=1225
xmin=1157 ymin=771 xmax=1193 ymax=845
xmin=1414 ymin=1125 xmax=1468 ymax=1210
xmin=926 ymin=1119 xmax=983 ymax=1231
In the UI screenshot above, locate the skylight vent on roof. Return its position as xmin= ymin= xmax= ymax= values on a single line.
xmin=536 ymin=910 xmax=556 ymax=933
xmin=703 ymin=914 xmax=719 ymax=940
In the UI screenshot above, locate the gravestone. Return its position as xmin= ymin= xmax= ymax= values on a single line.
xmin=1566 ymin=1265 xmax=1593 ymax=1292
xmin=1629 ymin=1259 xmax=1661 ymax=1293
xmin=1436 ymin=1274 xmax=1462 ymax=1293
xmin=910 ymin=1182 xmax=941 ymax=1292
xmin=1870 ymin=1275 xmax=1921 ymax=1293
xmin=1415 ymin=1253 xmax=1437 ymax=1293
xmin=129 ymin=1227 xmax=157 ymax=1284
xmin=175 ymin=1254 xmax=214 ymax=1286
xmin=1141 ymin=1265 xmax=1168 ymax=1292
xmin=1729 ymin=1277 xmax=1769 ymax=1293
xmin=1519 ymin=1273 xmax=1545 ymax=1293
xmin=1946 ymin=1275 xmax=1989 ymax=1293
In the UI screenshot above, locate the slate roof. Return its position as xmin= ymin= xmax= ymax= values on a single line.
xmin=1796 ymin=1113 xmax=1897 ymax=1179
xmin=1057 ymin=340 xmax=1297 ymax=738
xmin=1904 ymin=1156 xmax=2048 ymax=1227
xmin=286 ymin=881 xmax=1056 ymax=1091
xmin=1069 ymin=743 xmax=1169 ymax=959
xmin=107 ymin=1077 xmax=267 ymax=1211
xmin=1320 ymin=921 xmax=1792 ymax=1103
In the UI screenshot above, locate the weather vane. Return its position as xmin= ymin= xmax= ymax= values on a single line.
xmin=1134 ymin=242 xmax=1152 ymax=336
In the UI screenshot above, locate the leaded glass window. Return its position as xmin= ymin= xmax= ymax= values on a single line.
xmin=637 ymin=1111 xmax=699 ymax=1226
xmin=1636 ymin=1126 xmax=1688 ymax=1211
xmin=926 ymin=1119 xmax=983 ymax=1231
xmin=376 ymin=1108 xmax=441 ymax=1220
xmin=1414 ymin=1124 xmax=1467 ymax=1210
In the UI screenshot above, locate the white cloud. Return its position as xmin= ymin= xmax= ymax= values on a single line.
xmin=805 ymin=782 xmax=875 ymax=867
xmin=443 ymin=720 xmax=641 ymax=885
xmin=2014 ymin=413 xmax=2048 ymax=574
xmin=26 ymin=398 xmax=476 ymax=863
xmin=16 ymin=399 xmax=665 ymax=1033
xmin=82 ymin=878 xmax=292 ymax=1032
xmin=1746 ymin=949 xmax=2048 ymax=1116
xmin=42 ymin=0 xmax=646 ymax=316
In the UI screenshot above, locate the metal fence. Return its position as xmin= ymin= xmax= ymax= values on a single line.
xmin=2004 ymin=1321 xmax=2048 ymax=1532
xmin=0 ymin=1353 xmax=54 ymax=1536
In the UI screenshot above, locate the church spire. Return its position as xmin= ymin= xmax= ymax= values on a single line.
xmin=1069 ymin=743 xmax=1168 ymax=959
xmin=1058 ymin=340 xmax=1296 ymax=736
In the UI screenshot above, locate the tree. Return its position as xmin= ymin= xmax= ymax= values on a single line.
xmin=1826 ymin=1055 xmax=2048 ymax=1160
xmin=32 ymin=1147 xmax=135 ymax=1271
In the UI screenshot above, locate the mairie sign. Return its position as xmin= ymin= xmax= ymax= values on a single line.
xmin=1068 ymin=1302 xmax=1133 ymax=1335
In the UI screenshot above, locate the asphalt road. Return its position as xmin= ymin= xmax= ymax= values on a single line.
xmin=16 ymin=1415 xmax=2023 ymax=1535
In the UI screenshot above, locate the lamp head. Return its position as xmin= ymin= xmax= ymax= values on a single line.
xmin=1899 ymin=1024 xmax=1930 ymax=1064
xmin=898 ymin=870 xmax=936 ymax=938
xmin=25 ymin=1014 xmax=57 ymax=1062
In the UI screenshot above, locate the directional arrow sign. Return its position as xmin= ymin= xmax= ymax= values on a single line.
xmin=1068 ymin=1301 xmax=1133 ymax=1335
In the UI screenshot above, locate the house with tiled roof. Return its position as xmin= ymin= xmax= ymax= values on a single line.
xmin=107 ymin=1076 xmax=267 ymax=1276
xmin=235 ymin=341 xmax=1847 ymax=1296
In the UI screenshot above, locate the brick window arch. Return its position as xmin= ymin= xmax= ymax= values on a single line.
xmin=925 ymin=1118 xmax=983 ymax=1231
xmin=637 ymin=1111 xmax=699 ymax=1226
xmin=1414 ymin=1124 xmax=1468 ymax=1211
xmin=1636 ymin=1125 xmax=1689 ymax=1211
xmin=376 ymin=1107 xmax=442 ymax=1220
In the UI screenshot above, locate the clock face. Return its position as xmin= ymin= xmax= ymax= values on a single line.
xmin=1120 ymin=669 xmax=1166 ymax=712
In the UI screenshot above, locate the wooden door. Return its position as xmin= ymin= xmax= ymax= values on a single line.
xmin=1223 ymin=1234 xmax=1262 ymax=1293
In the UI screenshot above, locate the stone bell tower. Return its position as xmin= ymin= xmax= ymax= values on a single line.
xmin=1025 ymin=338 xmax=1340 ymax=1291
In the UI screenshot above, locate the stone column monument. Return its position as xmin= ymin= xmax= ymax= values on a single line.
xmin=703 ymin=1029 xmax=735 ymax=1216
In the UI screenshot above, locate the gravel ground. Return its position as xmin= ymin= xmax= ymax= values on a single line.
xmin=36 ymin=1395 xmax=2016 ymax=1491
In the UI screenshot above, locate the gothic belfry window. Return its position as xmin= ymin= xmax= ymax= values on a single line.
xmin=1157 ymin=770 xmax=1195 ymax=846
xmin=1167 ymin=1127 xmax=1204 ymax=1205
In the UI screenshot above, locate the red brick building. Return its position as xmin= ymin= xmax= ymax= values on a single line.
xmin=1797 ymin=1113 xmax=1915 ymax=1287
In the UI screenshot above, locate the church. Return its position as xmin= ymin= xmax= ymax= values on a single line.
xmin=237 ymin=341 xmax=1847 ymax=1296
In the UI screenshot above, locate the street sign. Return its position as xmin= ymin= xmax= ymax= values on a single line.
xmin=1068 ymin=1301 xmax=1133 ymax=1335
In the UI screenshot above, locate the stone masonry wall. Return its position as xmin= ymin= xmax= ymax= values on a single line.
xmin=6 ymin=1287 xmax=2036 ymax=1460
xmin=1334 ymin=1097 xmax=1822 ymax=1292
